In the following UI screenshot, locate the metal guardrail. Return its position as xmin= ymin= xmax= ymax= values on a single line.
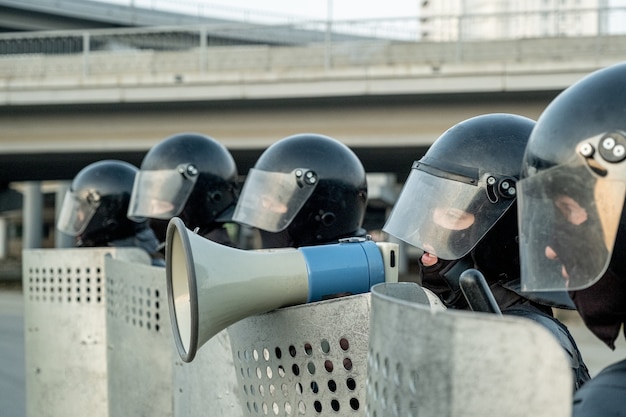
xmin=0 ymin=7 xmax=625 ymax=79
xmin=2 ymin=6 xmax=626 ymax=51
xmin=0 ymin=34 xmax=624 ymax=80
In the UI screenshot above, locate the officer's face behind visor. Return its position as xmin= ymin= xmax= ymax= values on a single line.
xmin=57 ymin=190 xmax=99 ymax=236
xmin=127 ymin=166 xmax=198 ymax=221
xmin=518 ymin=137 xmax=626 ymax=292
xmin=383 ymin=161 xmax=515 ymax=261
xmin=233 ymin=168 xmax=317 ymax=232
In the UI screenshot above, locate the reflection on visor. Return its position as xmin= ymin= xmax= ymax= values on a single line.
xmin=128 ymin=168 xmax=197 ymax=220
xmin=56 ymin=190 xmax=99 ymax=236
xmin=383 ymin=167 xmax=514 ymax=260
xmin=518 ymin=161 xmax=625 ymax=292
xmin=432 ymin=207 xmax=476 ymax=231
xmin=141 ymin=199 xmax=176 ymax=217
xmin=233 ymin=168 xmax=318 ymax=232
xmin=259 ymin=194 xmax=289 ymax=214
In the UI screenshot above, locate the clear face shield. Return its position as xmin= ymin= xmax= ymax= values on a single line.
xmin=127 ymin=164 xmax=198 ymax=221
xmin=383 ymin=161 xmax=517 ymax=260
xmin=233 ymin=168 xmax=318 ymax=232
xmin=56 ymin=189 xmax=100 ymax=236
xmin=518 ymin=133 xmax=626 ymax=292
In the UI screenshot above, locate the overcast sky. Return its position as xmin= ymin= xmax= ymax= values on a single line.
xmin=105 ymin=0 xmax=421 ymax=22
xmin=206 ymin=0 xmax=421 ymax=20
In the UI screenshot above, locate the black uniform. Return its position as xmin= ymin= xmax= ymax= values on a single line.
xmin=572 ymin=359 xmax=626 ymax=416
xmin=107 ymin=227 xmax=166 ymax=267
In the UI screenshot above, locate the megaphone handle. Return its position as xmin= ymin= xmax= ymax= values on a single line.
xmin=459 ymin=269 xmax=502 ymax=315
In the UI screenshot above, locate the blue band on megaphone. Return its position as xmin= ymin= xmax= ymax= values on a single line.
xmin=300 ymin=240 xmax=386 ymax=302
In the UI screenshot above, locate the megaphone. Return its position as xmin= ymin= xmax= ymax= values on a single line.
xmin=166 ymin=217 xmax=398 ymax=362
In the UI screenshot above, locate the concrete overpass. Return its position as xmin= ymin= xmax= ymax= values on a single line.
xmin=3 ymin=27 xmax=625 ymax=184
xmin=1 ymin=12 xmax=626 ymax=256
xmin=0 ymin=0 xmax=271 ymax=32
xmin=2 ymin=3 xmax=625 ymax=184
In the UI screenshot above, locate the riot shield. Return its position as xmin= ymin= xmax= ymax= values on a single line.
xmin=106 ymin=256 xmax=245 ymax=417
xmin=227 ymin=293 xmax=372 ymax=416
xmin=172 ymin=329 xmax=243 ymax=417
xmin=367 ymin=282 xmax=572 ymax=417
xmin=104 ymin=257 xmax=175 ymax=417
xmin=22 ymin=247 xmax=150 ymax=417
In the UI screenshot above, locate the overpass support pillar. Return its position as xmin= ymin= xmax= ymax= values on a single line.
xmin=55 ymin=182 xmax=74 ymax=248
xmin=22 ymin=182 xmax=43 ymax=249
xmin=0 ymin=217 xmax=7 ymax=259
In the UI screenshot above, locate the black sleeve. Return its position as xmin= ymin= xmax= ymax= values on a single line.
xmin=503 ymin=305 xmax=592 ymax=392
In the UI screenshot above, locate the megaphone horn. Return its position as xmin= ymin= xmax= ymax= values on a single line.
xmin=165 ymin=217 xmax=398 ymax=362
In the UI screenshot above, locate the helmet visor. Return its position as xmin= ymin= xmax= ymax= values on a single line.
xmin=127 ymin=167 xmax=197 ymax=220
xmin=518 ymin=158 xmax=625 ymax=292
xmin=233 ymin=168 xmax=318 ymax=232
xmin=383 ymin=163 xmax=515 ymax=260
xmin=56 ymin=190 xmax=98 ymax=236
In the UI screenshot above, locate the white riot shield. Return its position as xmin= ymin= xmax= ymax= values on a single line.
xmin=227 ymin=293 xmax=372 ymax=416
xmin=172 ymin=329 xmax=243 ymax=417
xmin=22 ymin=247 xmax=150 ymax=417
xmin=367 ymin=282 xmax=573 ymax=417
xmin=105 ymin=258 xmax=174 ymax=417
xmin=106 ymin=258 xmax=248 ymax=417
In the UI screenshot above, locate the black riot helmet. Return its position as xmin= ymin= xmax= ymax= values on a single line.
xmin=57 ymin=160 xmax=147 ymax=247
xmin=233 ymin=133 xmax=368 ymax=248
xmin=518 ymin=61 xmax=626 ymax=293
xmin=518 ymin=62 xmax=626 ymax=348
xmin=128 ymin=133 xmax=239 ymax=235
xmin=383 ymin=114 xmax=579 ymax=309
xmin=384 ymin=113 xmax=533 ymax=262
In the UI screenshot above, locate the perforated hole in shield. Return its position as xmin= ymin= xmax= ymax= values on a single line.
xmin=366 ymin=347 xmax=419 ymax=417
xmin=106 ymin=278 xmax=163 ymax=333
xmin=236 ymin=337 xmax=361 ymax=415
xmin=27 ymin=266 xmax=103 ymax=304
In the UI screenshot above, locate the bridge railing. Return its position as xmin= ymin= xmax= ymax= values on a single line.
xmin=0 ymin=7 xmax=625 ymax=79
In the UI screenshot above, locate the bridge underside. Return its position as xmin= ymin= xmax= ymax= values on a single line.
xmin=0 ymin=90 xmax=560 ymax=186
xmin=0 ymin=0 xmax=237 ymax=32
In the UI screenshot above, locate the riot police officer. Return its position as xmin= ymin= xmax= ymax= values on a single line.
xmin=128 ymin=132 xmax=240 ymax=247
xmin=233 ymin=133 xmax=368 ymax=248
xmin=517 ymin=62 xmax=626 ymax=415
xmin=383 ymin=113 xmax=590 ymax=391
xmin=57 ymin=159 xmax=164 ymax=266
